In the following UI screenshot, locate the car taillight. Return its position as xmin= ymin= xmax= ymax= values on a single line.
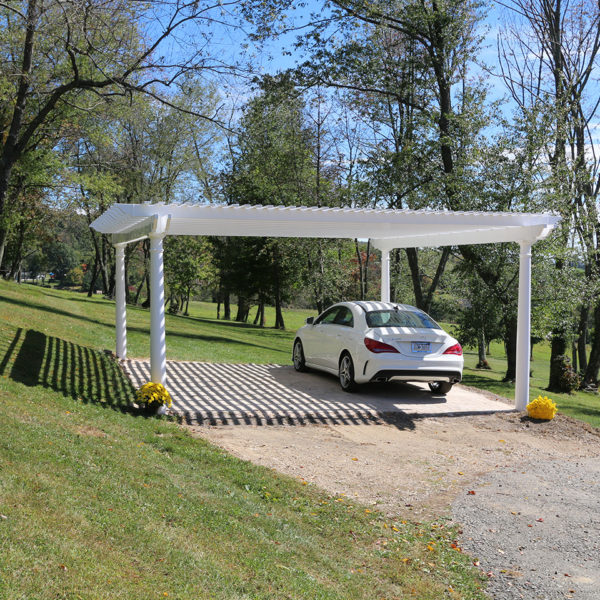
xmin=443 ymin=343 xmax=463 ymax=356
xmin=364 ymin=337 xmax=399 ymax=353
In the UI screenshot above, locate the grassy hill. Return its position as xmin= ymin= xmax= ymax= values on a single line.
xmin=0 ymin=280 xmax=486 ymax=599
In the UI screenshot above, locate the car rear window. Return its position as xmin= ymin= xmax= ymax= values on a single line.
xmin=366 ymin=309 xmax=439 ymax=329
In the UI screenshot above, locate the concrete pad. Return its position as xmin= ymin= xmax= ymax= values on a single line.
xmin=123 ymin=360 xmax=515 ymax=425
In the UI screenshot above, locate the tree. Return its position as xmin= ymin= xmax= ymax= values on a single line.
xmin=253 ymin=0 xmax=489 ymax=314
xmin=69 ymin=78 xmax=220 ymax=298
xmin=0 ymin=0 xmax=241 ymax=269
xmin=164 ymin=237 xmax=216 ymax=315
xmin=223 ymin=75 xmax=318 ymax=327
xmin=499 ymin=0 xmax=600 ymax=388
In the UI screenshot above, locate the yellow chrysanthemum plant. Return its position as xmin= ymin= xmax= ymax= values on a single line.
xmin=136 ymin=382 xmax=172 ymax=414
xmin=526 ymin=395 xmax=557 ymax=421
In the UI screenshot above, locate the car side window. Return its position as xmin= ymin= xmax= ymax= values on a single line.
xmin=333 ymin=307 xmax=354 ymax=327
xmin=314 ymin=307 xmax=340 ymax=325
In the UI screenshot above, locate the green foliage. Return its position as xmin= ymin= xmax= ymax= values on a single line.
xmin=551 ymin=355 xmax=581 ymax=394
xmin=62 ymin=266 xmax=84 ymax=287
xmin=164 ymin=236 xmax=216 ymax=314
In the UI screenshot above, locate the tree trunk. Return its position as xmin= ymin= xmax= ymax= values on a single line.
xmin=476 ymin=330 xmax=489 ymax=368
xmin=87 ymin=260 xmax=98 ymax=297
xmin=274 ymin=294 xmax=285 ymax=329
xmin=236 ymin=296 xmax=249 ymax=322
xmin=548 ymin=335 xmax=568 ymax=390
xmin=583 ymin=299 xmax=600 ymax=385
xmin=223 ymin=291 xmax=231 ymax=320
xmin=364 ymin=239 xmax=370 ymax=298
xmin=8 ymin=220 xmax=26 ymax=279
xmin=405 ymin=248 xmax=424 ymax=308
xmin=571 ymin=341 xmax=578 ymax=373
xmin=354 ymin=239 xmax=365 ymax=300
xmin=578 ymin=305 xmax=589 ymax=373
xmin=184 ymin=289 xmax=190 ymax=316
xmin=0 ymin=227 xmax=7 ymax=275
xmin=134 ymin=264 xmax=147 ymax=305
xmin=502 ymin=316 xmax=518 ymax=382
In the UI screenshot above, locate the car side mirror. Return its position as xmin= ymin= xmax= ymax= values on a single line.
xmin=306 ymin=316 xmax=314 ymax=325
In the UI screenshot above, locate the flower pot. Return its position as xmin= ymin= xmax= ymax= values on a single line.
xmin=141 ymin=402 xmax=168 ymax=416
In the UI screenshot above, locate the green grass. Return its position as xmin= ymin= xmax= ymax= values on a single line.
xmin=2 ymin=280 xmax=600 ymax=428
xmin=0 ymin=281 xmax=309 ymax=364
xmin=455 ymin=335 xmax=600 ymax=428
xmin=0 ymin=281 xmax=486 ymax=597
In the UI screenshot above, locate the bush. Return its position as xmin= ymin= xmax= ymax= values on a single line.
xmin=62 ymin=267 xmax=84 ymax=287
xmin=552 ymin=355 xmax=581 ymax=393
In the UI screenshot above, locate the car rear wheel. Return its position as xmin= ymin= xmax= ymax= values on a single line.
xmin=293 ymin=339 xmax=307 ymax=372
xmin=428 ymin=381 xmax=453 ymax=395
xmin=339 ymin=353 xmax=357 ymax=392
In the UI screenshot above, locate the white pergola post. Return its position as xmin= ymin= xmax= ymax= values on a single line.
xmin=149 ymin=231 xmax=167 ymax=387
xmin=114 ymin=242 xmax=127 ymax=359
xmin=381 ymin=248 xmax=390 ymax=303
xmin=515 ymin=241 xmax=533 ymax=411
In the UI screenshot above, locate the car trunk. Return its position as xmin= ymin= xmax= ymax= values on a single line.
xmin=371 ymin=327 xmax=447 ymax=357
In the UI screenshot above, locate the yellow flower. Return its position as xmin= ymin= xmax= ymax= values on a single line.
xmin=526 ymin=395 xmax=557 ymax=420
xmin=136 ymin=382 xmax=172 ymax=408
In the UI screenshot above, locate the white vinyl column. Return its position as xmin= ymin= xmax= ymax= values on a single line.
xmin=114 ymin=242 xmax=127 ymax=359
xmin=149 ymin=231 xmax=167 ymax=386
xmin=381 ymin=249 xmax=390 ymax=303
xmin=515 ymin=241 xmax=532 ymax=411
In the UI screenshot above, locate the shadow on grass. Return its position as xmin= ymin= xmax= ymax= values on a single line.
xmin=0 ymin=293 xmax=289 ymax=356
xmin=1 ymin=326 xmax=136 ymax=412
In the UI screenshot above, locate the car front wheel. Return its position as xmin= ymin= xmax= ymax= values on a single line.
xmin=428 ymin=381 xmax=453 ymax=395
xmin=339 ymin=353 xmax=357 ymax=392
xmin=293 ymin=339 xmax=307 ymax=372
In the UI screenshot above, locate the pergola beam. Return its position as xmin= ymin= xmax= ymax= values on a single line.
xmin=111 ymin=216 xmax=156 ymax=245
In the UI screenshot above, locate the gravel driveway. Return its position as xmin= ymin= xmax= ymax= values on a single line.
xmin=453 ymin=456 xmax=600 ymax=599
xmin=192 ymin=406 xmax=600 ymax=600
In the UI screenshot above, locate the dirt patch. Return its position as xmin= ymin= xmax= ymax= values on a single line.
xmin=75 ymin=424 xmax=108 ymax=438
xmin=189 ymin=411 xmax=600 ymax=520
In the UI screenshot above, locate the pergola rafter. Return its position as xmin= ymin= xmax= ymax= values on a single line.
xmin=91 ymin=203 xmax=560 ymax=411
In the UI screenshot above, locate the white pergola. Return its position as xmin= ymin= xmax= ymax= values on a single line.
xmin=91 ymin=203 xmax=560 ymax=411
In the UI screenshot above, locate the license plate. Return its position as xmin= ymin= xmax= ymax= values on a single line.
xmin=411 ymin=342 xmax=430 ymax=353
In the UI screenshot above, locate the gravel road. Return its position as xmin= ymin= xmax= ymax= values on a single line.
xmin=453 ymin=457 xmax=600 ymax=599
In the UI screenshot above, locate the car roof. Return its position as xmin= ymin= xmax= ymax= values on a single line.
xmin=346 ymin=301 xmax=421 ymax=312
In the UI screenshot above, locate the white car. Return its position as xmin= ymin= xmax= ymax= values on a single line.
xmin=292 ymin=301 xmax=463 ymax=394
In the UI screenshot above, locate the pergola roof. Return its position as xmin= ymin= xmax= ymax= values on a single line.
xmin=90 ymin=202 xmax=560 ymax=248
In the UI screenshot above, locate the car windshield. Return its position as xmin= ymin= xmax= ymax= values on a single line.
xmin=366 ymin=309 xmax=439 ymax=329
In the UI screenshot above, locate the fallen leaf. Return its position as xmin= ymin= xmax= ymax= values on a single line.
xmin=59 ymin=564 xmax=67 ymax=571
xmin=473 ymin=560 xmax=480 ymax=567
xmin=351 ymin=457 xmax=358 ymax=461
xmin=536 ymin=518 xmax=544 ymax=522
xmin=467 ymin=490 xmax=476 ymax=495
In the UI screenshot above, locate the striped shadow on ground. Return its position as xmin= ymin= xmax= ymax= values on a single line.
xmin=123 ymin=360 xmax=515 ymax=427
